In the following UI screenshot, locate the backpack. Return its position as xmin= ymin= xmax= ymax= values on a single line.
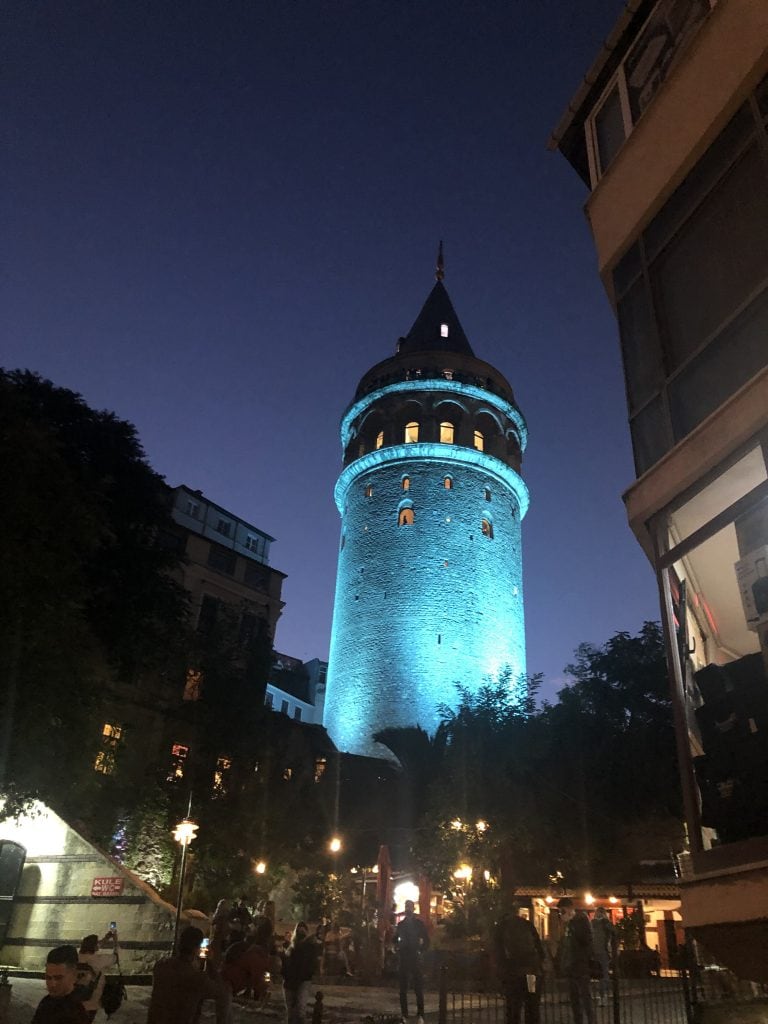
xmin=101 ymin=976 xmax=127 ymax=1017
xmin=75 ymin=962 xmax=100 ymax=1000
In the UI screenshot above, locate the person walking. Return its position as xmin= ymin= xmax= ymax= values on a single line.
xmin=146 ymin=925 xmax=232 ymax=1024
xmin=77 ymin=930 xmax=119 ymax=1021
xmin=557 ymin=898 xmax=595 ymax=1024
xmin=395 ymin=899 xmax=430 ymax=1024
xmin=282 ymin=922 xmax=318 ymax=1024
xmin=591 ymin=908 xmax=614 ymax=1005
xmin=494 ymin=901 xmax=545 ymax=1024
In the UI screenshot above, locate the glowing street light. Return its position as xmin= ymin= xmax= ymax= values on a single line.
xmin=171 ymin=816 xmax=199 ymax=952
xmin=329 ymin=835 xmax=342 ymax=854
xmin=450 ymin=819 xmax=463 ymax=831
xmin=584 ymin=892 xmax=595 ymax=905
xmin=545 ymin=896 xmax=554 ymax=905
xmin=255 ymin=860 xmax=267 ymax=875
xmin=476 ymin=819 xmax=488 ymax=833
xmin=609 ymin=896 xmax=618 ymax=905
xmin=453 ymin=864 xmax=473 ymax=881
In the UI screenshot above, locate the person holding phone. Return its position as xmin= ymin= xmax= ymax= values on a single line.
xmin=77 ymin=929 xmax=119 ymax=1021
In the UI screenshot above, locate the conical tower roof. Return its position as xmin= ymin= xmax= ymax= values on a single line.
xmin=397 ymin=279 xmax=475 ymax=357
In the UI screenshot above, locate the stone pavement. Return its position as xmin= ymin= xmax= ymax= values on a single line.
xmin=3 ymin=977 xmax=440 ymax=1024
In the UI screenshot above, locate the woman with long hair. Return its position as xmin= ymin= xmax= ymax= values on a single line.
xmin=282 ymin=922 xmax=318 ymax=1024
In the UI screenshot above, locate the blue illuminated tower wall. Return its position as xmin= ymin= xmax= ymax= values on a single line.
xmin=323 ymin=272 xmax=529 ymax=759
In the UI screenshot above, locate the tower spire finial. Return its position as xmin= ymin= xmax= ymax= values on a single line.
xmin=435 ymin=240 xmax=445 ymax=282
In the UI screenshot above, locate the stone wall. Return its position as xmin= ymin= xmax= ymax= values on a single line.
xmin=0 ymin=803 xmax=190 ymax=975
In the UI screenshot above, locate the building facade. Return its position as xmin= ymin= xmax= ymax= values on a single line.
xmin=324 ymin=257 xmax=529 ymax=758
xmin=551 ymin=0 xmax=768 ymax=982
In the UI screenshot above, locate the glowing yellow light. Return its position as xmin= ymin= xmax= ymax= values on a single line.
xmin=350 ymin=866 xmax=359 ymax=874
xmin=453 ymin=864 xmax=473 ymax=880
xmin=372 ymin=864 xmax=379 ymax=874
xmin=483 ymin=869 xmax=491 ymax=881
xmin=476 ymin=819 xmax=488 ymax=832
xmin=545 ymin=896 xmax=554 ymax=905
xmin=329 ymin=836 xmax=342 ymax=853
xmin=584 ymin=892 xmax=594 ymax=905
xmin=450 ymin=819 xmax=463 ymax=830
xmin=609 ymin=896 xmax=618 ymax=905
xmin=172 ymin=819 xmax=199 ymax=847
xmin=255 ymin=860 xmax=267 ymax=875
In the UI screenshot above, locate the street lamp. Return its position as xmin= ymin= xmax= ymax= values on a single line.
xmin=255 ymin=860 xmax=267 ymax=875
xmin=171 ymin=817 xmax=199 ymax=952
xmin=329 ymin=835 xmax=342 ymax=854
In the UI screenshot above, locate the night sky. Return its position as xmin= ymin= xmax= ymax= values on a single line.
xmin=4 ymin=0 xmax=659 ymax=699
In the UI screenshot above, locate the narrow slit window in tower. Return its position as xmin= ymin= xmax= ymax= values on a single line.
xmin=375 ymin=431 xmax=384 ymax=449
xmin=484 ymin=487 xmax=491 ymax=501
xmin=440 ymin=421 xmax=455 ymax=444
xmin=481 ymin=518 xmax=494 ymax=539
xmin=399 ymin=507 xmax=415 ymax=526
xmin=404 ymin=421 xmax=419 ymax=443
xmin=402 ymin=476 xmax=410 ymax=491
xmin=365 ymin=484 xmax=373 ymax=498
xmin=474 ymin=430 xmax=484 ymax=452
xmin=440 ymin=323 xmax=449 ymax=337
xmin=444 ymin=476 xmax=453 ymax=490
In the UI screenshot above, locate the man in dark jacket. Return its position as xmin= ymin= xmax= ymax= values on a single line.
xmin=147 ymin=925 xmax=231 ymax=1024
xmin=494 ymin=902 xmax=545 ymax=1024
xmin=31 ymin=946 xmax=88 ymax=1023
xmin=557 ymin=898 xmax=595 ymax=1024
xmin=395 ymin=900 xmax=430 ymax=1024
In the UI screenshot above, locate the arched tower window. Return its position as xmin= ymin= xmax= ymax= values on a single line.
xmin=375 ymin=430 xmax=384 ymax=449
xmin=440 ymin=421 xmax=455 ymax=444
xmin=444 ymin=476 xmax=453 ymax=490
xmin=364 ymin=484 xmax=373 ymax=498
xmin=402 ymin=476 xmax=410 ymax=491
xmin=404 ymin=421 xmax=419 ymax=443
xmin=481 ymin=518 xmax=494 ymax=539
xmin=473 ymin=430 xmax=484 ymax=452
xmin=398 ymin=507 xmax=415 ymax=526
xmin=484 ymin=487 xmax=491 ymax=501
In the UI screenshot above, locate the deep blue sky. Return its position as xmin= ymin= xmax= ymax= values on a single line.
xmin=4 ymin=0 xmax=659 ymax=698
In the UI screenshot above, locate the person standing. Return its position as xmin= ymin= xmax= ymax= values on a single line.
xmin=282 ymin=922 xmax=318 ymax=1024
xmin=591 ymin=908 xmax=614 ymax=1005
xmin=494 ymin=902 xmax=545 ymax=1024
xmin=395 ymin=899 xmax=430 ymax=1024
xmin=31 ymin=946 xmax=89 ymax=1023
xmin=146 ymin=925 xmax=232 ymax=1024
xmin=77 ymin=930 xmax=119 ymax=1021
xmin=557 ymin=898 xmax=595 ymax=1024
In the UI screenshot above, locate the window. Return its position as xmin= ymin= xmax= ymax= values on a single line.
xmin=265 ymin=692 xmax=274 ymax=708
xmin=167 ymin=743 xmax=189 ymax=782
xmin=440 ymin=323 xmax=449 ymax=338
xmin=484 ymin=488 xmax=491 ymax=501
xmin=402 ymin=477 xmax=410 ymax=491
xmin=314 ymin=757 xmax=327 ymax=782
xmin=282 ymin=767 xmax=293 ymax=781
xmin=280 ymin=699 xmax=289 ymax=714
xmin=473 ymin=430 xmax=484 ymax=452
xmin=245 ymin=533 xmax=263 ymax=555
xmin=592 ymin=83 xmax=627 ymax=176
xmin=375 ymin=431 xmax=384 ymax=449
xmin=185 ymin=500 xmax=199 ymax=518
xmin=94 ymin=723 xmax=122 ymax=774
xmin=197 ymin=594 xmax=220 ymax=633
xmin=481 ymin=518 xmax=494 ymax=539
xmin=293 ymin=707 xmax=302 ymax=721
xmin=444 ymin=476 xmax=453 ymax=490
xmin=183 ymin=668 xmax=203 ymax=701
xmin=244 ymin=562 xmax=267 ymax=589
xmin=213 ymin=756 xmax=231 ymax=796
xmin=207 ymin=544 xmax=236 ymax=575
xmin=364 ymin=484 xmax=373 ymax=498
xmin=399 ymin=507 xmax=415 ymax=526
xmin=216 ymin=518 xmax=231 ymax=537
xmin=404 ymin=421 xmax=419 ymax=443
xmin=440 ymin=422 xmax=455 ymax=444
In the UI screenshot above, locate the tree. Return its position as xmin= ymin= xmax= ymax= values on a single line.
xmin=0 ymin=369 xmax=189 ymax=821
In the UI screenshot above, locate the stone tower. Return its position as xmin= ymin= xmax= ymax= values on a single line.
xmin=323 ymin=250 xmax=529 ymax=758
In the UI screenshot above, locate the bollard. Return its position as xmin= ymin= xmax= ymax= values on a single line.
xmin=438 ymin=963 xmax=448 ymax=1024
xmin=312 ymin=989 xmax=324 ymax=1024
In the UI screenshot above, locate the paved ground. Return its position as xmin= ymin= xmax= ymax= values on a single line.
xmin=3 ymin=977 xmax=438 ymax=1024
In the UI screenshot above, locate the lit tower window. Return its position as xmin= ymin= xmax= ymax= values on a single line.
xmin=440 ymin=421 xmax=455 ymax=444
xmin=404 ymin=421 xmax=419 ymax=443
xmin=473 ymin=430 xmax=484 ymax=452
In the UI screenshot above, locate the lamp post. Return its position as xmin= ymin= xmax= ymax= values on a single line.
xmin=171 ymin=816 xmax=199 ymax=953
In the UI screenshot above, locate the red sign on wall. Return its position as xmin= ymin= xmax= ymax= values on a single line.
xmin=91 ymin=877 xmax=124 ymax=897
